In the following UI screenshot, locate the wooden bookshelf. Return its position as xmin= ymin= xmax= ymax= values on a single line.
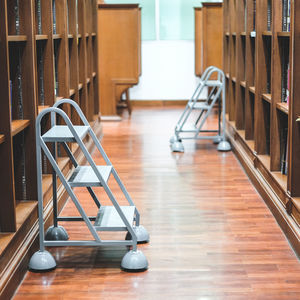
xmin=224 ymin=0 xmax=300 ymax=255
xmin=0 ymin=0 xmax=100 ymax=298
xmin=194 ymin=3 xmax=223 ymax=77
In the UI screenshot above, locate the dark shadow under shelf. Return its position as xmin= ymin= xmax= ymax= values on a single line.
xmin=11 ymin=120 xmax=30 ymax=137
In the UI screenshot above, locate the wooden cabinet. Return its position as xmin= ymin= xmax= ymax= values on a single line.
xmin=98 ymin=4 xmax=141 ymax=117
xmin=224 ymin=0 xmax=300 ymax=255
xmin=195 ymin=2 xmax=223 ymax=77
xmin=0 ymin=1 xmax=100 ymax=298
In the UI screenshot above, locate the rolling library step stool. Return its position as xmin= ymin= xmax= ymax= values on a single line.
xmin=170 ymin=66 xmax=231 ymax=153
xmin=29 ymin=99 xmax=149 ymax=272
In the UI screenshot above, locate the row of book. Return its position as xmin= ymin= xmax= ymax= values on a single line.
xmin=282 ymin=0 xmax=291 ymax=32
xmin=281 ymin=43 xmax=290 ymax=103
xmin=280 ymin=127 xmax=288 ymax=175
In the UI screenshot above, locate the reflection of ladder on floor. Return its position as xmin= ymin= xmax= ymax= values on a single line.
xmin=29 ymin=99 xmax=149 ymax=272
xmin=170 ymin=66 xmax=231 ymax=153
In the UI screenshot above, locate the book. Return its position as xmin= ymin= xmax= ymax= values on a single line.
xmin=53 ymin=0 xmax=56 ymax=34
xmin=280 ymin=127 xmax=288 ymax=175
xmin=267 ymin=0 xmax=272 ymax=31
xmin=281 ymin=44 xmax=289 ymax=102
xmin=14 ymin=0 xmax=20 ymax=34
xmin=282 ymin=0 xmax=288 ymax=31
xmin=36 ymin=0 xmax=42 ymax=35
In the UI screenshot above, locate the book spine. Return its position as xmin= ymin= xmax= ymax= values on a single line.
xmin=14 ymin=0 xmax=20 ymax=34
xmin=53 ymin=0 xmax=57 ymax=34
xmin=282 ymin=0 xmax=288 ymax=31
xmin=287 ymin=0 xmax=291 ymax=32
xmin=267 ymin=0 xmax=272 ymax=31
xmin=54 ymin=42 xmax=59 ymax=96
xmin=37 ymin=0 xmax=42 ymax=35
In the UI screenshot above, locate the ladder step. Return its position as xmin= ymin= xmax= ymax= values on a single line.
xmin=42 ymin=125 xmax=90 ymax=142
xmin=188 ymin=102 xmax=210 ymax=110
xmin=68 ymin=165 xmax=112 ymax=187
xmin=94 ymin=206 xmax=135 ymax=231
xmin=205 ymin=80 xmax=222 ymax=87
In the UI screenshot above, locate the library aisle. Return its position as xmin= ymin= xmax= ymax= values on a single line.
xmin=14 ymin=107 xmax=300 ymax=299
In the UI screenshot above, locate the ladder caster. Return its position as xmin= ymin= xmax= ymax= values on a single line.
xmin=28 ymin=250 xmax=56 ymax=272
xmin=121 ymin=250 xmax=148 ymax=272
xmin=45 ymin=225 xmax=69 ymax=241
xmin=171 ymin=140 xmax=184 ymax=153
xmin=212 ymin=135 xmax=222 ymax=144
xmin=217 ymin=140 xmax=231 ymax=152
xmin=125 ymin=225 xmax=150 ymax=244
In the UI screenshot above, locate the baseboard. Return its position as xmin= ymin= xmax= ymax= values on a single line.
xmin=226 ymin=121 xmax=300 ymax=257
xmin=0 ymin=119 xmax=103 ymax=300
xmin=131 ymin=100 xmax=188 ymax=107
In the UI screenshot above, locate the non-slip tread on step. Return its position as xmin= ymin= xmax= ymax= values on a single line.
xmin=42 ymin=125 xmax=90 ymax=142
xmin=68 ymin=165 xmax=112 ymax=187
xmin=94 ymin=206 xmax=136 ymax=231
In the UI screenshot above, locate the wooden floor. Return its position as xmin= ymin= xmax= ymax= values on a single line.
xmin=14 ymin=107 xmax=300 ymax=299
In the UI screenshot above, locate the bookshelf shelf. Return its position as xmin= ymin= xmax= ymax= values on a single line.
xmin=262 ymin=31 xmax=272 ymax=36
xmin=232 ymin=77 xmax=236 ymax=83
xmin=240 ymin=81 xmax=246 ymax=88
xmin=240 ymin=32 xmax=246 ymax=36
xmin=86 ymin=77 xmax=90 ymax=84
xmin=226 ymin=73 xmax=230 ymax=79
xmin=69 ymin=89 xmax=75 ymax=97
xmin=92 ymin=32 xmax=96 ymax=37
xmin=232 ymin=32 xmax=236 ymax=36
xmin=11 ymin=120 xmax=30 ymax=137
xmin=68 ymin=34 xmax=74 ymax=39
xmin=8 ymin=35 xmax=27 ymax=42
xmin=225 ymin=32 xmax=230 ymax=36
xmin=38 ymin=105 xmax=50 ymax=115
xmin=0 ymin=135 xmax=5 ymax=144
xmin=78 ymin=83 xmax=83 ymax=90
xmin=276 ymin=102 xmax=289 ymax=115
xmin=77 ymin=34 xmax=82 ymax=39
xmin=35 ymin=35 xmax=48 ymax=41
xmin=262 ymin=93 xmax=272 ymax=103
xmin=53 ymin=34 xmax=62 ymax=40
xmin=92 ymin=72 xmax=96 ymax=78
xmin=277 ymin=32 xmax=290 ymax=38
xmin=249 ymin=86 xmax=256 ymax=94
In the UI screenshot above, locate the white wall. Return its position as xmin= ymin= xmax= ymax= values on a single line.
xmin=130 ymin=40 xmax=201 ymax=100
xmin=130 ymin=0 xmax=222 ymax=101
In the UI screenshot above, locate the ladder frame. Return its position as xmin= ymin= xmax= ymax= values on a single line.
xmin=36 ymin=99 xmax=142 ymax=252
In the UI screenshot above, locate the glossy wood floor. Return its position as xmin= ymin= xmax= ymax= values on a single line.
xmin=14 ymin=107 xmax=300 ymax=299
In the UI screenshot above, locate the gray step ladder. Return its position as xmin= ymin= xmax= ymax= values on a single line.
xmin=29 ymin=99 xmax=149 ymax=272
xmin=170 ymin=66 xmax=231 ymax=152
